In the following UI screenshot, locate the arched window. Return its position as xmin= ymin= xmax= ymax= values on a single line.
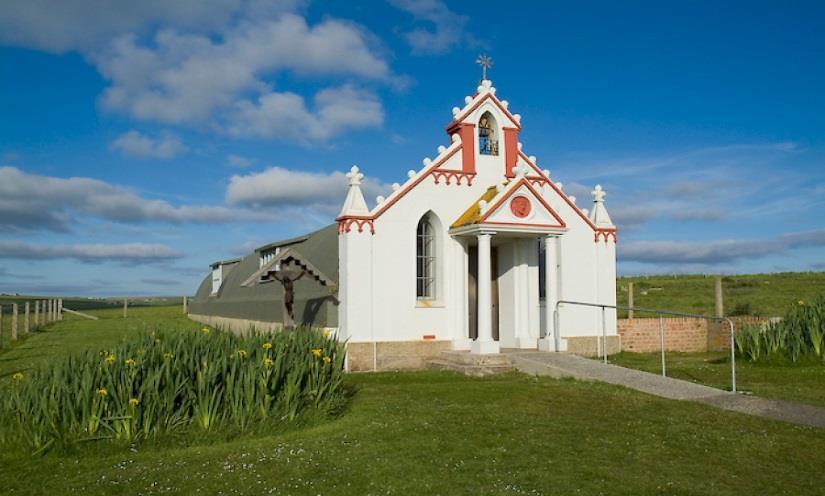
xmin=416 ymin=216 xmax=436 ymax=299
xmin=478 ymin=111 xmax=499 ymax=156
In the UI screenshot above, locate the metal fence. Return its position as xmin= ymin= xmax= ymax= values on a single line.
xmin=554 ymin=300 xmax=737 ymax=392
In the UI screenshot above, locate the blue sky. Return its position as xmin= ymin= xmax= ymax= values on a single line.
xmin=1 ymin=0 xmax=824 ymax=296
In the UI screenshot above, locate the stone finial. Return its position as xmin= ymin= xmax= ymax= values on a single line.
xmin=542 ymin=169 xmax=551 ymax=178
xmin=513 ymin=163 xmax=530 ymax=178
xmin=407 ymin=170 xmax=416 ymax=179
xmin=392 ymin=183 xmax=401 ymax=191
xmin=339 ymin=165 xmax=370 ymax=217
xmin=589 ymin=184 xmax=614 ymax=227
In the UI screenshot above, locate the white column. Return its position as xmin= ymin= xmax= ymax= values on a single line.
xmin=539 ymin=235 xmax=562 ymax=351
xmin=472 ymin=232 xmax=499 ymax=354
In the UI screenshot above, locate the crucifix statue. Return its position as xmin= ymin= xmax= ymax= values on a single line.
xmin=476 ymin=53 xmax=493 ymax=81
xmin=273 ymin=263 xmax=307 ymax=329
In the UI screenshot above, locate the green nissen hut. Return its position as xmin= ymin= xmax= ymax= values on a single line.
xmin=188 ymin=224 xmax=338 ymax=333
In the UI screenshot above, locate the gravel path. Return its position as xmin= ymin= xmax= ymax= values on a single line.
xmin=507 ymin=351 xmax=825 ymax=428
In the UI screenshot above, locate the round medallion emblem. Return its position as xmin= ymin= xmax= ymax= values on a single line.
xmin=510 ymin=196 xmax=531 ymax=218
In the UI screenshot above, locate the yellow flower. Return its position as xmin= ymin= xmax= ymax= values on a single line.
xmin=798 ymin=300 xmax=805 ymax=306
xmin=201 ymin=326 xmax=210 ymax=334
xmin=262 ymin=342 xmax=273 ymax=350
xmin=202 ymin=360 xmax=208 ymax=370
xmin=322 ymin=330 xmax=330 ymax=338
xmin=96 ymin=388 xmax=108 ymax=397
xmin=263 ymin=358 xmax=274 ymax=367
xmin=125 ymin=358 xmax=137 ymax=367
xmin=129 ymin=398 xmax=140 ymax=407
xmin=323 ymin=356 xmax=332 ymax=365
xmin=237 ymin=349 xmax=247 ymax=358
xmin=155 ymin=338 xmax=161 ymax=344
xmin=163 ymin=352 xmax=173 ymax=360
xmin=11 ymin=372 xmax=24 ymax=381
xmin=311 ymin=348 xmax=322 ymax=357
xmin=105 ymin=354 xmax=116 ymax=364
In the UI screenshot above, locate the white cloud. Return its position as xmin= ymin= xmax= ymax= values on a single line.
xmin=94 ymin=15 xmax=391 ymax=134
xmin=390 ymin=0 xmax=469 ymax=55
xmin=0 ymin=166 xmax=270 ymax=232
xmin=0 ymin=240 xmax=181 ymax=263
xmin=227 ymin=154 xmax=253 ymax=168
xmin=226 ymin=165 xmax=389 ymax=213
xmin=0 ymin=0 xmax=304 ymax=53
xmin=110 ymin=130 xmax=188 ymax=159
xmin=229 ymin=85 xmax=384 ymax=141
xmin=619 ymin=229 xmax=825 ymax=266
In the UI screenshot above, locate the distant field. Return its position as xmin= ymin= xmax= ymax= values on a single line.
xmin=617 ymin=272 xmax=825 ymax=318
xmin=0 ymin=296 xmax=185 ymax=348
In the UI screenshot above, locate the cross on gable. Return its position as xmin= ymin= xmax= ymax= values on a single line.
xmin=476 ymin=53 xmax=493 ymax=80
xmin=346 ymin=165 xmax=364 ymax=186
xmin=592 ymin=184 xmax=606 ymax=202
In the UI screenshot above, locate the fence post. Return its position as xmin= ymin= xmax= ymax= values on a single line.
xmin=728 ymin=319 xmax=737 ymax=393
xmin=58 ymin=298 xmax=63 ymax=320
xmin=24 ymin=302 xmax=30 ymax=334
xmin=628 ymin=282 xmax=634 ymax=319
xmin=123 ymin=299 xmax=128 ymax=318
xmin=715 ymin=277 xmax=724 ymax=318
xmin=0 ymin=305 xmax=3 ymax=347
xmin=183 ymin=295 xmax=188 ymax=314
xmin=12 ymin=303 xmax=18 ymax=341
xmin=659 ymin=313 xmax=666 ymax=377
xmin=34 ymin=300 xmax=40 ymax=328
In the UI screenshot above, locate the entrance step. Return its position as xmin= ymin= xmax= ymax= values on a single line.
xmin=428 ymin=350 xmax=513 ymax=377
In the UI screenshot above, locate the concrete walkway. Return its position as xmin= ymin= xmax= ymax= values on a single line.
xmin=507 ymin=351 xmax=825 ymax=429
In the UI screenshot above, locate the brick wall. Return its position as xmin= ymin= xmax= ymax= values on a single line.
xmin=618 ymin=316 xmax=775 ymax=353
xmin=618 ymin=317 xmax=708 ymax=352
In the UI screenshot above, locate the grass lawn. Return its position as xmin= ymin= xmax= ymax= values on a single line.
xmin=2 ymin=309 xmax=825 ymax=495
xmin=609 ymin=351 xmax=825 ymax=407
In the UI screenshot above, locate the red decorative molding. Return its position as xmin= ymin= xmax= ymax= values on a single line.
xmin=594 ymin=230 xmax=617 ymax=243
xmin=337 ymin=217 xmax=375 ymax=235
xmin=431 ymin=170 xmax=476 ymax=186
xmin=510 ymin=196 xmax=531 ymax=218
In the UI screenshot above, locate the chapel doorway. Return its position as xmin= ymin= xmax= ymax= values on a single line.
xmin=468 ymin=245 xmax=499 ymax=341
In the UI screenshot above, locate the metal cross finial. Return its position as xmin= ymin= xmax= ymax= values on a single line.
xmin=476 ymin=53 xmax=493 ymax=81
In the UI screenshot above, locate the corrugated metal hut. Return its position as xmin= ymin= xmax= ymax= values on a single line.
xmin=188 ymin=224 xmax=338 ymax=333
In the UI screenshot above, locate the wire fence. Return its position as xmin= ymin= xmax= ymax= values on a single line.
xmin=554 ymin=300 xmax=738 ymax=392
xmin=0 ymin=298 xmax=63 ymax=349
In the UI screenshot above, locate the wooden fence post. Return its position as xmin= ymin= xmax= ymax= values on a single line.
xmin=628 ymin=282 xmax=634 ymax=320
xmin=58 ymin=298 xmax=63 ymax=320
xmin=44 ymin=300 xmax=49 ymax=322
xmin=35 ymin=300 xmax=40 ymax=328
xmin=24 ymin=302 xmax=30 ymax=334
xmin=12 ymin=303 xmax=18 ymax=341
xmin=48 ymin=299 xmax=52 ymax=322
xmin=715 ymin=277 xmax=724 ymax=318
xmin=123 ymin=299 xmax=128 ymax=318
xmin=183 ymin=295 xmax=188 ymax=314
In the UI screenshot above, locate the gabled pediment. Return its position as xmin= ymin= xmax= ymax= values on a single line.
xmin=451 ymin=178 xmax=566 ymax=231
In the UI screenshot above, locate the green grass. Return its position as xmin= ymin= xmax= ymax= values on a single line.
xmin=1 ymin=307 xmax=825 ymax=494
xmin=0 ymin=306 xmax=196 ymax=380
xmin=617 ymin=271 xmax=825 ymax=318
xmin=609 ymin=351 xmax=825 ymax=407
